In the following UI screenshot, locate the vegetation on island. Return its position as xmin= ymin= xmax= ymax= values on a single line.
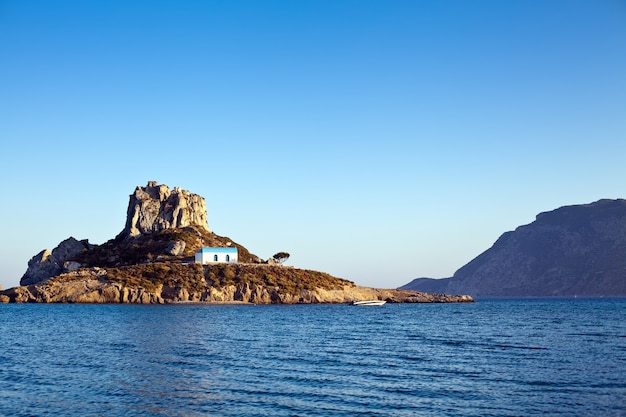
xmin=204 ymin=263 xmax=353 ymax=292
xmin=44 ymin=259 xmax=354 ymax=297
xmin=51 ymin=226 xmax=354 ymax=297
xmin=75 ymin=227 xmax=260 ymax=267
xmin=102 ymin=262 xmax=206 ymax=293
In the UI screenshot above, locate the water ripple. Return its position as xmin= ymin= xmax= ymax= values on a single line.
xmin=0 ymin=300 xmax=625 ymax=416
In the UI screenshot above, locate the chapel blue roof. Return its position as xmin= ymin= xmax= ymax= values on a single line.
xmin=197 ymin=247 xmax=238 ymax=253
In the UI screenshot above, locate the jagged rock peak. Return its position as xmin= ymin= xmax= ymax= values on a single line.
xmin=120 ymin=181 xmax=209 ymax=238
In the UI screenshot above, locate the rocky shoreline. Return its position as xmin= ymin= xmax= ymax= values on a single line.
xmin=0 ymin=269 xmax=473 ymax=304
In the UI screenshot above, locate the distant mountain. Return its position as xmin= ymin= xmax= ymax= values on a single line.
xmin=401 ymin=199 xmax=626 ymax=297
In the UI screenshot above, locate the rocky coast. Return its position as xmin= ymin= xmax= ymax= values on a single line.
xmin=1 ymin=267 xmax=472 ymax=304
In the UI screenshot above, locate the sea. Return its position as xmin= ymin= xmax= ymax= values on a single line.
xmin=0 ymin=298 xmax=624 ymax=417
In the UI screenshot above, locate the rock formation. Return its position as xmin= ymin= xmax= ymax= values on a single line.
xmin=119 ymin=181 xmax=209 ymax=238
xmin=20 ymin=237 xmax=91 ymax=286
xmin=401 ymin=199 xmax=626 ymax=297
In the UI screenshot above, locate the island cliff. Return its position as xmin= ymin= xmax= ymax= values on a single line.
xmin=401 ymin=199 xmax=626 ymax=297
xmin=120 ymin=181 xmax=209 ymax=238
xmin=2 ymin=182 xmax=472 ymax=304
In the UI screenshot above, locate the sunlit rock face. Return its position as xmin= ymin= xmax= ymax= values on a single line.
xmin=120 ymin=181 xmax=209 ymax=238
xmin=18 ymin=182 xmax=209 ymax=287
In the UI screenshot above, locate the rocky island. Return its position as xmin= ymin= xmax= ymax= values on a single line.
xmin=0 ymin=182 xmax=472 ymax=304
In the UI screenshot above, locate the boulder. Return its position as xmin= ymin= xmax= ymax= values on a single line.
xmin=165 ymin=241 xmax=186 ymax=256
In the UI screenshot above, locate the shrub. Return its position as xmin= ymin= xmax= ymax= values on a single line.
xmin=223 ymin=266 xmax=235 ymax=280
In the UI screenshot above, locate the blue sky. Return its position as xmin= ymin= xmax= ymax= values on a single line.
xmin=1 ymin=0 xmax=625 ymax=290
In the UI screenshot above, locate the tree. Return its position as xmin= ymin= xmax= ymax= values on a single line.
xmin=272 ymin=252 xmax=290 ymax=265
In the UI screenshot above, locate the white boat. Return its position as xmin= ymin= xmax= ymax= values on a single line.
xmin=352 ymin=300 xmax=387 ymax=306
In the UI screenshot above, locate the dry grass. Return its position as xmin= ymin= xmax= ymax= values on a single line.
xmin=47 ymin=225 xmax=352 ymax=297
xmin=204 ymin=263 xmax=354 ymax=291
xmin=104 ymin=262 xmax=206 ymax=293
xmin=73 ymin=226 xmax=261 ymax=267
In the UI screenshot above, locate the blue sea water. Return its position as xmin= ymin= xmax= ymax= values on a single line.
xmin=0 ymin=299 xmax=625 ymax=416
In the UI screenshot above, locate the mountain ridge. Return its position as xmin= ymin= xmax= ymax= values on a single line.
xmin=401 ymin=199 xmax=626 ymax=297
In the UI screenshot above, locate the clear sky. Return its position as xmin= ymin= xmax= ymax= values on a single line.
xmin=1 ymin=0 xmax=625 ymax=290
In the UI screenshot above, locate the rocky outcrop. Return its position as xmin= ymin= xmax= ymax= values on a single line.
xmin=119 ymin=181 xmax=209 ymax=238
xmin=2 ymin=268 xmax=473 ymax=304
xmin=20 ymin=237 xmax=91 ymax=286
xmin=401 ymin=199 xmax=626 ymax=297
xmin=5 ymin=276 xmax=163 ymax=304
